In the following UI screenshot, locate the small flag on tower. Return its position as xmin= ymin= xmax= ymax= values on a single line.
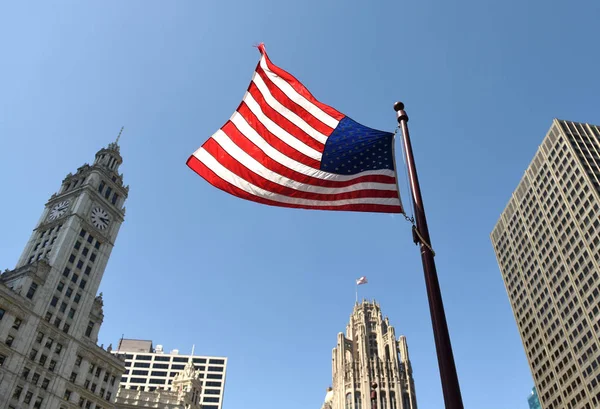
xmin=186 ymin=44 xmax=402 ymax=214
xmin=356 ymin=276 xmax=368 ymax=285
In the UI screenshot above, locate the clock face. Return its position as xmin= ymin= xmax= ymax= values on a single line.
xmin=90 ymin=207 xmax=110 ymax=230
xmin=48 ymin=200 xmax=70 ymax=221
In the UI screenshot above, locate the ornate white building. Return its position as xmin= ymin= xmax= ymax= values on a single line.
xmin=323 ymin=301 xmax=417 ymax=409
xmin=0 ymin=138 xmax=128 ymax=408
xmin=115 ymin=357 xmax=203 ymax=409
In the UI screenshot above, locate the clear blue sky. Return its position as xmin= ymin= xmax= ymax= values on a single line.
xmin=1 ymin=1 xmax=599 ymax=408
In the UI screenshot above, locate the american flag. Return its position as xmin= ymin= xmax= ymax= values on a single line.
xmin=187 ymin=44 xmax=402 ymax=213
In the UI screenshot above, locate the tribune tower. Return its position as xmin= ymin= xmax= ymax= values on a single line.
xmin=322 ymin=301 xmax=417 ymax=409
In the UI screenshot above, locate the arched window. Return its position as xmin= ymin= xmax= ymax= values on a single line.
xmin=355 ymin=392 xmax=362 ymax=409
xmin=385 ymin=345 xmax=391 ymax=360
xmin=390 ymin=392 xmax=396 ymax=409
xmin=346 ymin=393 xmax=352 ymax=409
xmin=380 ymin=392 xmax=387 ymax=409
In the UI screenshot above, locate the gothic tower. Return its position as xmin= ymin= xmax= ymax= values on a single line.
xmin=324 ymin=301 xmax=417 ymax=409
xmin=0 ymin=137 xmax=128 ymax=408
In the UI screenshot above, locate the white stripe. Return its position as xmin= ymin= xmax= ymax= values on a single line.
xmin=243 ymin=93 xmax=322 ymax=161
xmin=259 ymin=56 xmax=339 ymax=129
xmin=194 ymin=148 xmax=401 ymax=208
xmin=251 ymin=73 xmax=328 ymax=144
xmin=211 ymin=130 xmax=397 ymax=195
xmin=229 ymin=112 xmax=397 ymax=181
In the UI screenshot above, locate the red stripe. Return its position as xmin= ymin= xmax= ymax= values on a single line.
xmin=222 ymin=121 xmax=398 ymax=188
xmin=257 ymin=45 xmax=345 ymax=122
xmin=237 ymin=102 xmax=321 ymax=169
xmin=202 ymin=138 xmax=399 ymax=202
xmin=255 ymin=66 xmax=335 ymax=137
xmin=186 ymin=155 xmax=403 ymax=214
xmin=247 ymin=83 xmax=325 ymax=153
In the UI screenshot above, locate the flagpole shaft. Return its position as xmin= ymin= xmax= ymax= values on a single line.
xmin=394 ymin=102 xmax=464 ymax=409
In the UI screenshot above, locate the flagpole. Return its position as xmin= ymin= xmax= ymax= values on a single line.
xmin=394 ymin=102 xmax=464 ymax=409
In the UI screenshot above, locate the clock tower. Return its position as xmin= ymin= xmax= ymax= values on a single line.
xmin=0 ymin=137 xmax=128 ymax=409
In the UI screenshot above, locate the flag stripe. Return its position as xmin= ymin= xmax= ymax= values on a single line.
xmin=257 ymin=49 xmax=343 ymax=126
xmin=251 ymin=73 xmax=329 ymax=145
xmin=237 ymin=103 xmax=321 ymax=169
xmin=255 ymin=65 xmax=335 ymax=137
xmin=247 ymin=82 xmax=325 ymax=152
xmin=187 ymin=154 xmax=403 ymax=213
xmin=243 ymin=94 xmax=322 ymax=161
xmin=208 ymin=130 xmax=398 ymax=195
xmin=224 ymin=118 xmax=397 ymax=184
xmin=191 ymin=148 xmax=402 ymax=208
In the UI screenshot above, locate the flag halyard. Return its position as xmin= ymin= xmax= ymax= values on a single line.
xmin=187 ymin=44 xmax=403 ymax=214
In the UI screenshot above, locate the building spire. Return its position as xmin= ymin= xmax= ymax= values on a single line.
xmin=116 ymin=126 xmax=124 ymax=145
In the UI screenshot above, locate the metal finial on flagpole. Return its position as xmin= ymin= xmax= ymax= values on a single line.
xmin=394 ymin=101 xmax=464 ymax=409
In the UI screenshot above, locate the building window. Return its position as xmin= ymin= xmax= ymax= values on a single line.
xmin=69 ymin=308 xmax=76 ymax=319
xmin=57 ymin=281 xmax=65 ymax=291
xmin=39 ymin=354 xmax=47 ymax=365
xmin=45 ymin=312 xmax=52 ymax=322
xmin=26 ymin=282 xmax=38 ymax=299
xmin=90 ymin=253 xmax=96 ymax=262
xmin=95 ymin=367 xmax=102 ymax=377
xmin=85 ymin=321 xmax=94 ymax=337
xmin=63 ymin=323 xmax=70 ymax=334
xmin=0 ymin=353 xmax=6 ymax=367
xmin=12 ymin=386 xmax=23 ymax=399
xmin=74 ymin=293 xmax=81 ymax=303
xmin=71 ymin=273 xmax=79 ymax=283
xmin=64 ymin=389 xmax=72 ymax=400
xmin=209 ymin=359 xmax=225 ymax=364
xmin=29 ymin=349 xmax=38 ymax=360
xmin=60 ymin=302 xmax=67 ymax=313
xmin=55 ymin=343 xmax=63 ymax=354
xmin=41 ymin=378 xmax=49 ymax=390
xmin=33 ymin=396 xmax=43 ymax=409
xmin=87 ymin=235 xmax=93 ymax=244
xmin=49 ymin=360 xmax=56 ymax=371
xmin=99 ymin=181 xmax=105 ymax=194
xmin=76 ymin=355 xmax=82 ymax=366
xmin=75 ymin=241 xmax=81 ymax=250
xmin=76 ymin=260 xmax=83 ymax=269
xmin=12 ymin=318 xmax=22 ymax=330
xmin=6 ymin=335 xmax=15 ymax=347
xmin=94 ymin=241 xmax=101 ymax=250
xmin=45 ymin=338 xmax=53 ymax=349
xmin=36 ymin=331 xmax=43 ymax=343
xmin=66 ymin=288 xmax=73 ymax=297
xmin=105 ymin=187 xmax=112 ymax=199
xmin=69 ymin=254 xmax=76 ymax=263
xmin=79 ymin=280 xmax=86 ymax=290
xmin=63 ymin=267 xmax=71 ymax=277
xmin=80 ymin=229 xmax=86 ymax=238
xmin=208 ymin=366 xmax=223 ymax=372
xmin=54 ymin=318 xmax=61 ymax=327
xmin=22 ymin=366 xmax=30 ymax=379
xmin=50 ymin=296 xmax=59 ymax=307
xmin=70 ymin=372 xmax=77 ymax=382
xmin=207 ymin=373 xmax=222 ymax=379
xmin=112 ymin=193 xmax=119 ymax=205
xmin=0 ymin=308 xmax=4 ymax=320
xmin=85 ymin=266 xmax=91 ymax=275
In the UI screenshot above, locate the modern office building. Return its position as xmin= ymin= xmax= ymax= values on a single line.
xmin=0 ymin=138 xmax=129 ymax=408
xmin=112 ymin=339 xmax=227 ymax=409
xmin=491 ymin=119 xmax=600 ymax=409
xmin=528 ymin=387 xmax=541 ymax=409
xmin=321 ymin=300 xmax=417 ymax=409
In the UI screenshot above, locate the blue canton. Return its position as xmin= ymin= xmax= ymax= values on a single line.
xmin=320 ymin=117 xmax=395 ymax=175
